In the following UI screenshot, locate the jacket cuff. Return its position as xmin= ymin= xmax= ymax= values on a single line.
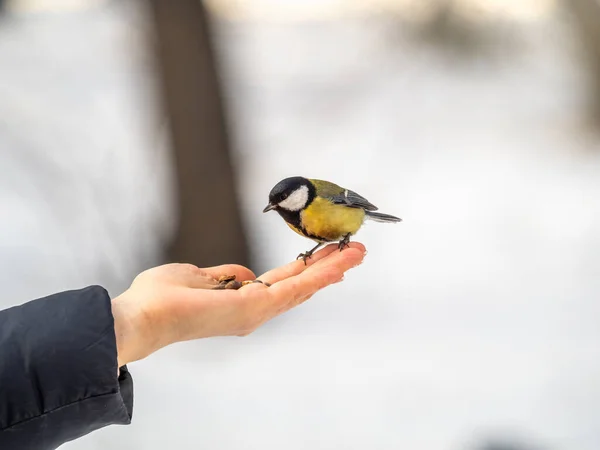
xmin=118 ymin=365 xmax=134 ymax=421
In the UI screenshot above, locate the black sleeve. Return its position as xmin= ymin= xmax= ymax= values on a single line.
xmin=0 ymin=286 xmax=134 ymax=450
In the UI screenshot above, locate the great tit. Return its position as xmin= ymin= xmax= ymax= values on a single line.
xmin=263 ymin=176 xmax=401 ymax=263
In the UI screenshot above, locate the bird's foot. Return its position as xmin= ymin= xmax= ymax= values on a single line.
xmin=296 ymin=251 xmax=313 ymax=265
xmin=338 ymin=233 xmax=351 ymax=251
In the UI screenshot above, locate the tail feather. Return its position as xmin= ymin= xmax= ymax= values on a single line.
xmin=365 ymin=211 xmax=402 ymax=223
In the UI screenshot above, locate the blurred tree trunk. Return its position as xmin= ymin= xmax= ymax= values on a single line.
xmin=148 ymin=0 xmax=250 ymax=268
xmin=569 ymin=0 xmax=600 ymax=123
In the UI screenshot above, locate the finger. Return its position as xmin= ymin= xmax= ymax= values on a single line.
xmin=267 ymin=243 xmax=365 ymax=311
xmin=256 ymin=243 xmax=339 ymax=286
xmin=201 ymin=264 xmax=256 ymax=283
xmin=234 ymin=244 xmax=365 ymax=334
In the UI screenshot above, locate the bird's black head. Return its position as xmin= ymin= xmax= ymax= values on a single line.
xmin=263 ymin=176 xmax=316 ymax=213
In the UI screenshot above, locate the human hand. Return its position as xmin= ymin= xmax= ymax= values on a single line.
xmin=111 ymin=242 xmax=366 ymax=367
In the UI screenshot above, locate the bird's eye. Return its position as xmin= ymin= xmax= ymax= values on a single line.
xmin=281 ymin=193 xmax=288 ymax=200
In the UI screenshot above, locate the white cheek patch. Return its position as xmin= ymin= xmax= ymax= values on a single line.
xmin=279 ymin=185 xmax=309 ymax=211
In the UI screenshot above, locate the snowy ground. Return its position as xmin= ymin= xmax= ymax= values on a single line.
xmin=1 ymin=2 xmax=600 ymax=450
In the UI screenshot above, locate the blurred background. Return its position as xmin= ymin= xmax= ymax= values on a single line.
xmin=1 ymin=0 xmax=600 ymax=449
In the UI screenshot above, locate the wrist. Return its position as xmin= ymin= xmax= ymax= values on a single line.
xmin=111 ymin=291 xmax=151 ymax=367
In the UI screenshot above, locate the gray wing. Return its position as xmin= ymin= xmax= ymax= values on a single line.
xmin=329 ymin=189 xmax=379 ymax=211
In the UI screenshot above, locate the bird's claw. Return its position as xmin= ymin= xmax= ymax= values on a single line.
xmin=337 ymin=234 xmax=351 ymax=251
xmin=296 ymin=252 xmax=312 ymax=265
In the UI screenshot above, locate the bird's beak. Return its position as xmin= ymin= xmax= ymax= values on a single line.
xmin=262 ymin=203 xmax=276 ymax=213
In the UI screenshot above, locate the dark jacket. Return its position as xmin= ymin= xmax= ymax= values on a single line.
xmin=0 ymin=286 xmax=134 ymax=449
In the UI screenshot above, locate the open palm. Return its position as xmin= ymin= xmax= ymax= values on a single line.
xmin=112 ymin=242 xmax=366 ymax=366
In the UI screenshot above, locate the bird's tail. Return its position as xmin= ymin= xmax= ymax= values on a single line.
xmin=365 ymin=211 xmax=402 ymax=223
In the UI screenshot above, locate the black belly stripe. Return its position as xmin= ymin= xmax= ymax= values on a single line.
xmin=299 ymin=225 xmax=332 ymax=242
xmin=304 ymin=230 xmax=329 ymax=242
xmin=296 ymin=223 xmax=327 ymax=242
xmin=277 ymin=209 xmax=329 ymax=242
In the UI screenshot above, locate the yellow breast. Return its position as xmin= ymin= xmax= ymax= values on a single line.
xmin=300 ymin=197 xmax=365 ymax=242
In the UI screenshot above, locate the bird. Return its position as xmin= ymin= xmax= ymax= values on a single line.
xmin=263 ymin=176 xmax=401 ymax=263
